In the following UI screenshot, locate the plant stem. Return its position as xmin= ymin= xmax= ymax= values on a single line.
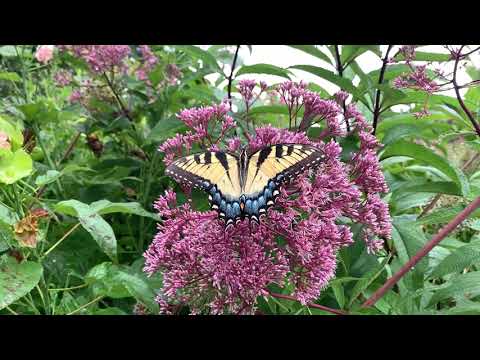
xmin=48 ymin=283 xmax=88 ymax=292
xmin=32 ymin=124 xmax=65 ymax=197
xmin=451 ymin=46 xmax=480 ymax=137
xmin=34 ymin=131 xmax=82 ymax=202
xmin=58 ymin=131 xmax=82 ymax=165
xmin=227 ymin=45 xmax=241 ymax=110
xmin=372 ymin=45 xmax=393 ymax=135
xmin=361 ymin=196 xmax=480 ymax=308
xmin=333 ymin=45 xmax=350 ymax=131
xmin=103 ymin=72 xmax=134 ymax=123
xmin=67 ymin=295 xmax=104 ymax=315
xmin=5 ymin=306 xmax=18 ymax=315
xmin=269 ymin=292 xmax=348 ymax=315
xmin=42 ymin=223 xmax=81 ymax=258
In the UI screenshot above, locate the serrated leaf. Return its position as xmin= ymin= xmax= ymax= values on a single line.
xmin=290 ymin=65 xmax=358 ymax=95
xmin=0 ymin=257 xmax=43 ymax=310
xmin=391 ymin=216 xmax=429 ymax=289
xmin=428 ymin=271 xmax=480 ymax=307
xmin=236 ymin=63 xmax=291 ymax=79
xmin=381 ymin=140 xmax=470 ymax=196
xmin=288 ymin=45 xmax=333 ymax=65
xmin=429 ymin=241 xmax=480 ymax=278
xmin=174 ymin=45 xmax=222 ymax=73
xmin=248 ymin=105 xmax=290 ymax=116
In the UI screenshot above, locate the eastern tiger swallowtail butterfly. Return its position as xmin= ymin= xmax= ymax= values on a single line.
xmin=165 ymin=143 xmax=324 ymax=227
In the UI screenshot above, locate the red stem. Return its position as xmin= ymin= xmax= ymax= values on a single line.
xmin=361 ymin=196 xmax=480 ymax=308
xmin=269 ymin=292 xmax=348 ymax=315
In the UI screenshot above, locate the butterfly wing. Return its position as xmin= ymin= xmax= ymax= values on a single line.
xmin=166 ymin=151 xmax=243 ymax=224
xmin=242 ymin=144 xmax=324 ymax=222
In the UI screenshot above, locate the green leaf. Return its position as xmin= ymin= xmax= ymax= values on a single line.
xmin=418 ymin=205 xmax=480 ymax=225
xmin=289 ymin=65 xmax=362 ymax=99
xmin=347 ymin=254 xmax=391 ymax=308
xmin=391 ymin=216 xmax=429 ymax=289
xmin=86 ymin=262 xmax=159 ymax=313
xmin=428 ymin=271 xmax=480 ymax=307
xmin=0 ymin=116 xmax=24 ymax=149
xmin=341 ymin=45 xmax=381 ymax=64
xmin=429 ymin=241 xmax=480 ymax=278
xmin=0 ymin=72 xmax=21 ymax=82
xmin=381 ymin=140 xmax=470 ymax=196
xmin=89 ymin=200 xmax=160 ymax=221
xmin=395 ymin=51 xmax=451 ymax=62
xmin=397 ymin=181 xmax=462 ymax=196
xmin=0 ymin=257 xmax=43 ymax=310
xmin=92 ymin=307 xmax=128 ymax=315
xmin=35 ymin=170 xmax=61 ymax=187
xmin=288 ymin=45 xmax=333 ymax=65
xmin=236 ymin=64 xmax=291 ymax=79
xmin=0 ymin=149 xmax=33 ymax=185
xmin=54 ymin=200 xmax=117 ymax=261
xmin=0 ymin=203 xmax=16 ymax=226
xmin=174 ymin=45 xmax=222 ymax=73
xmin=248 ymin=105 xmax=290 ymax=116
xmin=0 ymin=46 xmax=17 ymax=57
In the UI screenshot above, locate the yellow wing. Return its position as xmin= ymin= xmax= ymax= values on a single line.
xmin=243 ymin=144 xmax=324 ymax=196
xmin=166 ymin=151 xmax=242 ymax=200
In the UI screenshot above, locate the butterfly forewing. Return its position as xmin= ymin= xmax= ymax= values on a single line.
xmin=243 ymin=144 xmax=323 ymax=195
xmin=165 ymin=144 xmax=324 ymax=227
xmin=166 ymin=151 xmax=242 ymax=198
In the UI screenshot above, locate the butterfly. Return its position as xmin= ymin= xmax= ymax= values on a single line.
xmin=165 ymin=143 xmax=325 ymax=227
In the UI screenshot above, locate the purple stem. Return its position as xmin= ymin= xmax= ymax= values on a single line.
xmin=362 ymin=196 xmax=480 ymax=308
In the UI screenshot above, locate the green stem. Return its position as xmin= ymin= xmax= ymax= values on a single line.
xmin=32 ymin=124 xmax=65 ymax=197
xmin=5 ymin=306 xmax=18 ymax=315
xmin=12 ymin=183 xmax=24 ymax=218
xmin=67 ymin=295 xmax=103 ymax=315
xmin=42 ymin=223 xmax=81 ymax=258
xmin=48 ymin=283 xmax=88 ymax=292
xmin=15 ymin=45 xmax=31 ymax=103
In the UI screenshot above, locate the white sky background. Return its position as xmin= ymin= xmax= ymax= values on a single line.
xmin=202 ymin=45 xmax=480 ymax=100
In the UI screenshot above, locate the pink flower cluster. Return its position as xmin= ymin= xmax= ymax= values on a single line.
xmin=158 ymin=102 xmax=236 ymax=165
xmin=59 ymin=45 xmax=131 ymax=74
xmin=393 ymin=65 xmax=439 ymax=94
xmin=35 ymin=45 xmax=54 ymax=64
xmin=135 ymin=45 xmax=158 ymax=82
xmin=53 ymin=69 xmax=73 ymax=87
xmin=0 ymin=131 xmax=11 ymax=150
xmin=276 ymin=81 xmax=345 ymax=136
xmin=166 ymin=64 xmax=182 ymax=85
xmin=146 ymin=81 xmax=392 ymax=314
xmin=238 ymin=79 xmax=267 ymax=110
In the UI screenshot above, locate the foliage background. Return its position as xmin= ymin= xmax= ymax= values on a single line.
xmin=1 ymin=45 xmax=480 ymax=315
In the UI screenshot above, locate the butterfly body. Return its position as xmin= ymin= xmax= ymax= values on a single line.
xmin=166 ymin=144 xmax=324 ymax=227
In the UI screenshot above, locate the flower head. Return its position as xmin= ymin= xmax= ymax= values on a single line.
xmin=0 ymin=131 xmax=11 ymax=150
xmin=59 ymin=45 xmax=131 ymax=74
xmin=35 ymin=45 xmax=54 ymax=64
xmin=146 ymin=82 xmax=392 ymax=314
